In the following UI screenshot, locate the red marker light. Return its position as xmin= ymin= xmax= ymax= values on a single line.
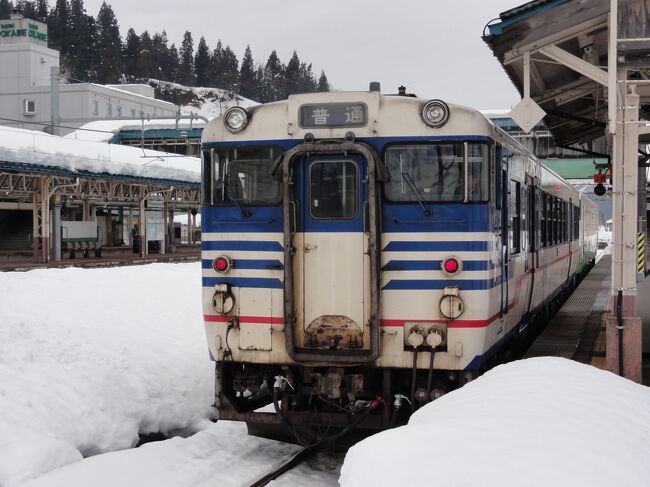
xmin=213 ymin=256 xmax=231 ymax=273
xmin=442 ymin=257 xmax=460 ymax=274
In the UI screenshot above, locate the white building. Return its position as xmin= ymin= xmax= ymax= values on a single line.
xmin=0 ymin=9 xmax=179 ymax=135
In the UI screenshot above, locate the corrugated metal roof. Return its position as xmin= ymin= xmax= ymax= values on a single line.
xmin=500 ymin=0 xmax=557 ymax=20
xmin=489 ymin=0 xmax=570 ymax=35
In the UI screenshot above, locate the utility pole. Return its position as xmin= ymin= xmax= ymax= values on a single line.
xmin=50 ymin=66 xmax=60 ymax=136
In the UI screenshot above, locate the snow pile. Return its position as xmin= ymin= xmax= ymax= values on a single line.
xmin=341 ymin=358 xmax=650 ymax=487
xmin=20 ymin=422 xmax=302 ymax=487
xmin=65 ymin=119 xmax=207 ymax=144
xmin=0 ymin=125 xmax=200 ymax=183
xmin=0 ymin=263 xmax=213 ymax=486
xmin=150 ymin=79 xmax=258 ymax=120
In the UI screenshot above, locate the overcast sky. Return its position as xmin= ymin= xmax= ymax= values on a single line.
xmin=83 ymin=0 xmax=524 ymax=109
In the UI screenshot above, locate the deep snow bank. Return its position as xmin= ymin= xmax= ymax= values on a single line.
xmin=340 ymin=358 xmax=650 ymax=487
xmin=0 ymin=263 xmax=213 ymax=486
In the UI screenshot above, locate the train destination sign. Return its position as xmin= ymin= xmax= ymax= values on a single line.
xmin=299 ymin=103 xmax=367 ymax=128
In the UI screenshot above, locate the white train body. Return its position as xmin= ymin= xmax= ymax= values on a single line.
xmin=200 ymin=89 xmax=598 ymax=432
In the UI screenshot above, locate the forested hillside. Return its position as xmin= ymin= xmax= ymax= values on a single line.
xmin=0 ymin=0 xmax=330 ymax=103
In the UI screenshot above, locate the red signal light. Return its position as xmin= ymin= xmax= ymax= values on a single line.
xmin=213 ymin=256 xmax=231 ymax=273
xmin=442 ymin=257 xmax=462 ymax=275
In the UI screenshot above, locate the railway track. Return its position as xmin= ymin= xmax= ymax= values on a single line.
xmin=247 ymin=446 xmax=344 ymax=487
xmin=247 ymin=447 xmax=315 ymax=487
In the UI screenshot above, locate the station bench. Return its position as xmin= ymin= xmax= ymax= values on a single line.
xmin=64 ymin=240 xmax=102 ymax=259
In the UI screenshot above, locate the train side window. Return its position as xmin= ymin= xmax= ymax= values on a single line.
xmin=574 ymin=205 xmax=580 ymax=239
xmin=552 ymin=197 xmax=558 ymax=245
xmin=510 ymin=179 xmax=521 ymax=254
xmin=541 ymin=193 xmax=547 ymax=247
xmin=201 ymin=149 xmax=213 ymax=205
xmin=467 ymin=143 xmax=489 ymax=202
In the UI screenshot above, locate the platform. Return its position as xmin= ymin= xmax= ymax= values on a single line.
xmin=524 ymin=255 xmax=610 ymax=362
xmin=524 ymin=253 xmax=650 ymax=385
xmin=0 ymin=247 xmax=199 ymax=272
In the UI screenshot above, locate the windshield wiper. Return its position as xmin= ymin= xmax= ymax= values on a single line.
xmin=401 ymin=170 xmax=431 ymax=216
xmin=224 ymin=176 xmax=252 ymax=218
xmin=230 ymin=195 xmax=252 ymax=218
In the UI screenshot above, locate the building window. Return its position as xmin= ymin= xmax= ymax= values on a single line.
xmin=93 ymin=100 xmax=99 ymax=115
xmin=117 ymin=106 xmax=122 ymax=117
xmin=107 ymin=103 xmax=112 ymax=117
xmin=23 ymin=99 xmax=36 ymax=116
xmin=131 ymin=108 xmax=136 ymax=117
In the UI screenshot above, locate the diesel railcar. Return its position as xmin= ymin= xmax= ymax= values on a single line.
xmin=200 ymin=87 xmax=598 ymax=441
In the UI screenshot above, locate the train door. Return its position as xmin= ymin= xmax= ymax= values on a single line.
xmin=525 ymin=177 xmax=539 ymax=312
xmin=499 ymin=154 xmax=510 ymax=315
xmin=294 ymin=154 xmax=370 ymax=351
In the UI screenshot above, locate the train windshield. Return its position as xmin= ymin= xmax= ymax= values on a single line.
xmin=214 ymin=146 xmax=282 ymax=205
xmin=383 ymin=142 xmax=489 ymax=202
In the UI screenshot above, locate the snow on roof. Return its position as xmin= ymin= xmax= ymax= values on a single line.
xmin=341 ymin=358 xmax=650 ymax=487
xmin=88 ymin=83 xmax=177 ymax=108
xmin=480 ymin=109 xmax=512 ymax=118
xmin=65 ymin=119 xmax=207 ymax=143
xmin=0 ymin=125 xmax=200 ymax=184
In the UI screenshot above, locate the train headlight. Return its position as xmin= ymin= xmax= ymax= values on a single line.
xmin=224 ymin=107 xmax=250 ymax=133
xmin=213 ymin=255 xmax=232 ymax=274
xmin=441 ymin=256 xmax=462 ymax=275
xmin=440 ymin=286 xmax=464 ymax=320
xmin=421 ymin=99 xmax=450 ymax=128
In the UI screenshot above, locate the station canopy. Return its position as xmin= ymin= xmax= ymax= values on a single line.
xmin=483 ymin=0 xmax=650 ymax=147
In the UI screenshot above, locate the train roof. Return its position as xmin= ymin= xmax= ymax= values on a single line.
xmin=201 ymin=91 xmax=499 ymax=143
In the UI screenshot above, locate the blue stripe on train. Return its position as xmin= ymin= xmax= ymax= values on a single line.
xmin=201 ymin=240 xmax=283 ymax=252
xmin=201 ymin=206 xmax=283 ymax=233
xmin=201 ymin=259 xmax=284 ymax=270
xmin=202 ymin=277 xmax=284 ymax=289
xmin=383 ymin=241 xmax=490 ymax=252
xmin=382 ymin=204 xmax=490 ymax=233
xmin=382 ymin=260 xmax=493 ymax=271
xmin=382 ymin=274 xmax=504 ymax=291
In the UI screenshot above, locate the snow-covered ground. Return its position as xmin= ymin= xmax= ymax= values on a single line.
xmin=3 ymin=262 xmax=649 ymax=486
xmin=340 ymin=357 xmax=650 ymax=487
xmin=0 ymin=263 xmax=213 ymax=485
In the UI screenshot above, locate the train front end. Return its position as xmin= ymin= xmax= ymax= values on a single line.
xmin=200 ymin=90 xmax=499 ymax=440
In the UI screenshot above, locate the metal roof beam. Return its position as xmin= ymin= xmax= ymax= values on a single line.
xmin=503 ymin=16 xmax=608 ymax=65
xmin=538 ymin=45 xmax=609 ymax=87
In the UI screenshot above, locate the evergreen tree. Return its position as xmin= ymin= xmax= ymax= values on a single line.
xmin=178 ymin=30 xmax=195 ymax=85
xmin=284 ymin=51 xmax=300 ymax=97
xmin=317 ymin=70 xmax=330 ymax=92
xmin=255 ymin=65 xmax=266 ymax=102
xmin=0 ymin=0 xmax=12 ymax=19
xmin=298 ymin=62 xmax=317 ymax=93
xmin=122 ymin=28 xmax=139 ymax=79
xmin=239 ymin=45 xmax=256 ymax=100
xmin=209 ymin=40 xmax=223 ymax=88
xmin=263 ymin=50 xmax=284 ymax=102
xmin=35 ymin=0 xmax=47 ymax=20
xmin=47 ymin=0 xmax=69 ymax=53
xmin=163 ymin=43 xmax=180 ymax=82
xmin=151 ymin=31 xmax=172 ymax=81
xmin=220 ymin=45 xmax=238 ymax=92
xmin=137 ymin=30 xmax=153 ymax=79
xmin=94 ymin=1 xmax=122 ymax=83
xmin=194 ymin=36 xmax=210 ymax=87
xmin=67 ymin=0 xmax=96 ymax=81
xmin=18 ymin=1 xmax=36 ymax=19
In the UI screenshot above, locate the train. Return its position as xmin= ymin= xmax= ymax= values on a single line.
xmin=200 ymin=86 xmax=598 ymax=443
